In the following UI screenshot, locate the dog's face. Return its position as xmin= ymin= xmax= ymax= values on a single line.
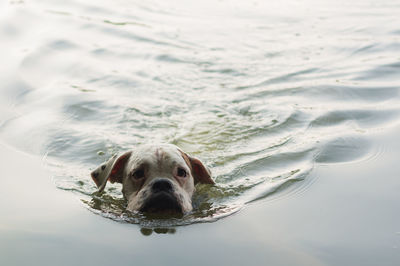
xmin=91 ymin=144 xmax=214 ymax=214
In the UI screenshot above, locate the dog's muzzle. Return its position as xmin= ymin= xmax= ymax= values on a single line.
xmin=139 ymin=179 xmax=183 ymax=213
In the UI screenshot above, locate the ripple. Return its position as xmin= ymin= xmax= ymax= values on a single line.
xmin=315 ymin=136 xmax=371 ymax=164
xmin=103 ymin=19 xmax=150 ymax=28
xmin=235 ymin=68 xmax=319 ymax=90
xmin=310 ymin=108 xmax=400 ymax=128
xmin=355 ymin=61 xmax=400 ymax=81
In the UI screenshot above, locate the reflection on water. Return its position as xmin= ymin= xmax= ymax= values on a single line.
xmin=140 ymin=227 xmax=176 ymax=236
xmin=1 ymin=0 xmax=400 ymax=226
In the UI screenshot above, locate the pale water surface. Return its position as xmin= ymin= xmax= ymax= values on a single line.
xmin=0 ymin=0 xmax=400 ymax=264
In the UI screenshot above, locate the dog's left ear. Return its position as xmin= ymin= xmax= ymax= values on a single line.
xmin=179 ymin=150 xmax=215 ymax=185
xmin=190 ymin=156 xmax=215 ymax=184
xmin=91 ymin=151 xmax=132 ymax=192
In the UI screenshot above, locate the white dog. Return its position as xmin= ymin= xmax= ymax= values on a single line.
xmin=91 ymin=144 xmax=214 ymax=214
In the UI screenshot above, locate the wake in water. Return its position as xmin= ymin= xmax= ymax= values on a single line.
xmin=48 ymin=136 xmax=313 ymax=227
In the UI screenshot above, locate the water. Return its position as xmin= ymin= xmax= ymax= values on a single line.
xmin=1 ymin=0 xmax=400 ymax=225
xmin=1 ymin=0 xmax=400 ymax=264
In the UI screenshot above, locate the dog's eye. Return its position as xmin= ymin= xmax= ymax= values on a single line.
xmin=132 ymin=169 xmax=145 ymax=180
xmin=177 ymin=167 xmax=187 ymax=178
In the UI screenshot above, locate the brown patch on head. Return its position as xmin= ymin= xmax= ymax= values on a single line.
xmin=155 ymin=148 xmax=167 ymax=168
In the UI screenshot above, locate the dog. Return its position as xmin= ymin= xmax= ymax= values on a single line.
xmin=90 ymin=144 xmax=214 ymax=214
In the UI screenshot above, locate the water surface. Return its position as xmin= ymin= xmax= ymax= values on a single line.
xmin=1 ymin=0 xmax=400 ymax=229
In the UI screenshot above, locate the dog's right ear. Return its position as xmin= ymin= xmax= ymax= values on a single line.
xmin=91 ymin=151 xmax=131 ymax=192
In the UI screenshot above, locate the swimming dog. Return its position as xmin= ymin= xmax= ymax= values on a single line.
xmin=91 ymin=144 xmax=214 ymax=214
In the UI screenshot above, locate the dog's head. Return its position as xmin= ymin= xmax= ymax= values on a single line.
xmin=90 ymin=144 xmax=214 ymax=214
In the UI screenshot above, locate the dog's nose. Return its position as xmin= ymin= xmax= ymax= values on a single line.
xmin=152 ymin=179 xmax=173 ymax=193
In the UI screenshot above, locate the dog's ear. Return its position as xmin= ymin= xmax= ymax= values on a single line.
xmin=179 ymin=150 xmax=215 ymax=185
xmin=91 ymin=151 xmax=132 ymax=192
xmin=190 ymin=156 xmax=215 ymax=184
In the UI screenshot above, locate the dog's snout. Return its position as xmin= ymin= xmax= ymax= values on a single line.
xmin=152 ymin=179 xmax=173 ymax=193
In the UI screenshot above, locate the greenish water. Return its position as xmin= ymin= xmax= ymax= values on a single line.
xmin=1 ymin=0 xmax=400 ymax=264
